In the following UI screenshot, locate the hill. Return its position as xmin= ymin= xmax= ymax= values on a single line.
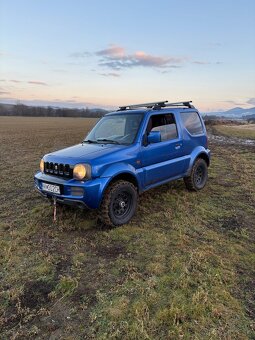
xmin=205 ymin=107 xmax=255 ymax=119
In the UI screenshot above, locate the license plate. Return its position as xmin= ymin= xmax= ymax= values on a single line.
xmin=42 ymin=182 xmax=60 ymax=194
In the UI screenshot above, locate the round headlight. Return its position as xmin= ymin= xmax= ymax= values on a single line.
xmin=40 ymin=159 xmax=44 ymax=173
xmin=73 ymin=164 xmax=86 ymax=180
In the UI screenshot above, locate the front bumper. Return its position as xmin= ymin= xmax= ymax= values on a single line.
xmin=34 ymin=172 xmax=110 ymax=209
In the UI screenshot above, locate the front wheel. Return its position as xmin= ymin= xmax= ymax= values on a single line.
xmin=184 ymin=158 xmax=208 ymax=191
xmin=99 ymin=180 xmax=138 ymax=226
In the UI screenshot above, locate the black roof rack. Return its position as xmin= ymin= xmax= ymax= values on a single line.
xmin=119 ymin=100 xmax=168 ymax=111
xmin=164 ymin=101 xmax=194 ymax=109
xmin=118 ymin=100 xmax=194 ymax=111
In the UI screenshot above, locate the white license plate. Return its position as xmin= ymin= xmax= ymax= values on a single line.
xmin=42 ymin=182 xmax=60 ymax=194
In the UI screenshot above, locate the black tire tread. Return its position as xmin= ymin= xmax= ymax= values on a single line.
xmin=184 ymin=158 xmax=207 ymax=191
xmin=99 ymin=180 xmax=137 ymax=226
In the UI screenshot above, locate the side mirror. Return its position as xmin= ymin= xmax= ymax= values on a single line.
xmin=147 ymin=131 xmax=161 ymax=144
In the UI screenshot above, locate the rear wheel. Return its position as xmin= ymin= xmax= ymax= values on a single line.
xmin=99 ymin=180 xmax=138 ymax=226
xmin=184 ymin=158 xmax=208 ymax=191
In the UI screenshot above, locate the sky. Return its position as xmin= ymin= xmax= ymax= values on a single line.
xmin=0 ymin=0 xmax=255 ymax=112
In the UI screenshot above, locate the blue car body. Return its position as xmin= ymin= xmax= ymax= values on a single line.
xmin=34 ymin=105 xmax=210 ymax=209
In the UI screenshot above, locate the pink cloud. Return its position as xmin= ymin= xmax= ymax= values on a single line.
xmin=133 ymin=51 xmax=182 ymax=67
xmin=96 ymin=45 xmax=125 ymax=58
xmin=96 ymin=45 xmax=184 ymax=70
xmin=71 ymin=44 xmax=221 ymax=71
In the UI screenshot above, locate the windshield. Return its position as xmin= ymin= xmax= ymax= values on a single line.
xmin=84 ymin=113 xmax=143 ymax=145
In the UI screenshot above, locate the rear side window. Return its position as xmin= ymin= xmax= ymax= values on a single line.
xmin=180 ymin=111 xmax=203 ymax=135
xmin=148 ymin=113 xmax=178 ymax=141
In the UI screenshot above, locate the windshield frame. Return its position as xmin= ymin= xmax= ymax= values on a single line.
xmin=84 ymin=112 xmax=144 ymax=146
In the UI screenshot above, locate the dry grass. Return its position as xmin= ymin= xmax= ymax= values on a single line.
xmin=0 ymin=117 xmax=254 ymax=339
xmin=212 ymin=124 xmax=255 ymax=140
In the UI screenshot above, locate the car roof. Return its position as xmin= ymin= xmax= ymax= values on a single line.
xmin=106 ymin=107 xmax=198 ymax=117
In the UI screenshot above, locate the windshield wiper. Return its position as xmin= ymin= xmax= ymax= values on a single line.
xmin=96 ymin=138 xmax=120 ymax=144
xmin=83 ymin=139 xmax=98 ymax=144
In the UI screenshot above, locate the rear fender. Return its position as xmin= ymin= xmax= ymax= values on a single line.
xmin=186 ymin=146 xmax=210 ymax=176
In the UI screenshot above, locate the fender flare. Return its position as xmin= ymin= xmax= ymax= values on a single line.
xmin=186 ymin=147 xmax=210 ymax=175
xmin=99 ymin=162 xmax=142 ymax=195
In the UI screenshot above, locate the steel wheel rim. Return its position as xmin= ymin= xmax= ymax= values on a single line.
xmin=195 ymin=165 xmax=204 ymax=185
xmin=112 ymin=191 xmax=132 ymax=218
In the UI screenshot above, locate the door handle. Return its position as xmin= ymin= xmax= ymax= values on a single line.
xmin=175 ymin=143 xmax=182 ymax=149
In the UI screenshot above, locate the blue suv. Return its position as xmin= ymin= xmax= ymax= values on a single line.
xmin=34 ymin=100 xmax=210 ymax=226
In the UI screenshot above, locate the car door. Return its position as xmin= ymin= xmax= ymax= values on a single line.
xmin=141 ymin=113 xmax=186 ymax=187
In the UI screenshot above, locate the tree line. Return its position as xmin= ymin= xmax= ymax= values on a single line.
xmin=0 ymin=103 xmax=107 ymax=118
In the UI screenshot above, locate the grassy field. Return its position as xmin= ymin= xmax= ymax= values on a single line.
xmin=0 ymin=117 xmax=254 ymax=339
xmin=212 ymin=124 xmax=255 ymax=140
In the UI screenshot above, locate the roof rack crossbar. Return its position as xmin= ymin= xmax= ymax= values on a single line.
xmin=119 ymin=100 xmax=168 ymax=111
xmin=118 ymin=100 xmax=194 ymax=111
xmin=164 ymin=101 xmax=194 ymax=109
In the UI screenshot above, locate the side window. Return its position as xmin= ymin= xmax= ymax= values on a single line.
xmin=147 ymin=113 xmax=178 ymax=141
xmin=180 ymin=111 xmax=203 ymax=135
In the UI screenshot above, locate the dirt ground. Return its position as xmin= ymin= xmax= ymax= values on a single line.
xmin=0 ymin=117 xmax=254 ymax=339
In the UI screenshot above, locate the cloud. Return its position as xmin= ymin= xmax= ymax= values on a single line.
xmin=70 ymin=51 xmax=92 ymax=58
xmin=27 ymin=81 xmax=48 ymax=86
xmin=0 ymin=91 xmax=11 ymax=95
xmin=70 ymin=44 xmax=222 ymax=72
xmin=99 ymin=72 xmax=120 ymax=77
xmin=247 ymin=98 xmax=255 ymax=105
xmin=96 ymin=45 xmax=184 ymax=70
xmin=193 ymin=61 xmax=222 ymax=65
xmin=0 ymin=79 xmax=49 ymax=85
xmin=193 ymin=61 xmax=211 ymax=65
xmin=223 ymin=100 xmax=244 ymax=106
xmin=96 ymin=45 xmax=125 ymax=58
xmin=10 ymin=79 xmax=22 ymax=83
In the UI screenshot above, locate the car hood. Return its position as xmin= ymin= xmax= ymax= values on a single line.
xmin=44 ymin=143 xmax=124 ymax=163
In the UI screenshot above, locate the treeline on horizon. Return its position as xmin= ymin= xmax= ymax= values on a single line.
xmin=203 ymin=114 xmax=255 ymax=123
xmin=0 ymin=103 xmax=107 ymax=118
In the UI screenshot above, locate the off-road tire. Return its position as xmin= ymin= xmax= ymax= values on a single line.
xmin=99 ymin=180 xmax=138 ymax=227
xmin=184 ymin=158 xmax=208 ymax=191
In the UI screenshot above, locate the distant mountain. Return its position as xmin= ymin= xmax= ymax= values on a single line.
xmin=204 ymin=107 xmax=255 ymax=119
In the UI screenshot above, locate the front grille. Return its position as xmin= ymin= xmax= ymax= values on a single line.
xmin=44 ymin=162 xmax=73 ymax=179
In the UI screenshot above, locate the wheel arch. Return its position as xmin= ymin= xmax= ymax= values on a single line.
xmin=196 ymin=152 xmax=210 ymax=167
xmin=99 ymin=171 xmax=140 ymax=206
xmin=186 ymin=147 xmax=210 ymax=176
xmin=107 ymin=172 xmax=139 ymax=189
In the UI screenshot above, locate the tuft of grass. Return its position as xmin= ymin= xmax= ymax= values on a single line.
xmin=53 ymin=276 xmax=78 ymax=298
